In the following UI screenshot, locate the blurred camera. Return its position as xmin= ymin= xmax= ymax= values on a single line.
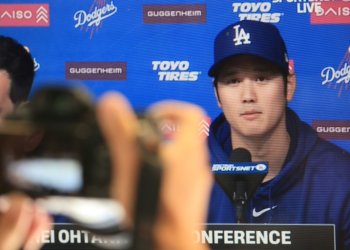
xmin=0 ymin=85 xmax=163 ymax=241
xmin=0 ymin=85 xmax=128 ymax=236
xmin=0 ymin=85 xmax=111 ymax=198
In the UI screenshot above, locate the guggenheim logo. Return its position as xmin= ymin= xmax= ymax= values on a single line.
xmin=312 ymin=120 xmax=350 ymax=140
xmin=143 ymin=4 xmax=206 ymax=24
xmin=66 ymin=62 xmax=127 ymax=81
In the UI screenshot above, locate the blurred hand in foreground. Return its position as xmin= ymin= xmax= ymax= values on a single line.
xmin=97 ymin=92 xmax=213 ymax=250
xmin=0 ymin=193 xmax=52 ymax=250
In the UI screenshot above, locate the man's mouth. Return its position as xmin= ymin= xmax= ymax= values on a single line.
xmin=240 ymin=110 xmax=262 ymax=120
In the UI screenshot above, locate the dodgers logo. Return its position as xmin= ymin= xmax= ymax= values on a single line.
xmin=321 ymin=46 xmax=350 ymax=97
xmin=73 ymin=0 xmax=117 ymax=39
xmin=233 ymin=24 xmax=251 ymax=46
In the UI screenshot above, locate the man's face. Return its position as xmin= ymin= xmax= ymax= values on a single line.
xmin=215 ymin=55 xmax=295 ymax=139
xmin=0 ymin=70 xmax=14 ymax=119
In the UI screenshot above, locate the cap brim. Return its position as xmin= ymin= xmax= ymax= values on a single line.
xmin=208 ymin=54 xmax=289 ymax=78
xmin=208 ymin=55 xmax=239 ymax=77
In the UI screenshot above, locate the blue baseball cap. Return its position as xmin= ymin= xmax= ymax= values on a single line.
xmin=208 ymin=20 xmax=289 ymax=77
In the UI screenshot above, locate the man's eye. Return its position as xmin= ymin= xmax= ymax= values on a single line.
xmin=222 ymin=78 xmax=240 ymax=84
xmin=229 ymin=79 xmax=240 ymax=84
xmin=256 ymin=76 xmax=267 ymax=82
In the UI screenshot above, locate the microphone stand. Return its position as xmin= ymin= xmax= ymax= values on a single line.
xmin=233 ymin=180 xmax=247 ymax=223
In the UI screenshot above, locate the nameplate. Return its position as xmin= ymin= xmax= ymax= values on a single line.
xmin=41 ymin=223 xmax=130 ymax=250
xmin=40 ymin=223 xmax=335 ymax=250
xmin=198 ymin=224 xmax=335 ymax=250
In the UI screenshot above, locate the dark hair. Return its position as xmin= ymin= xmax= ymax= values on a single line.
xmin=213 ymin=73 xmax=289 ymax=95
xmin=212 ymin=56 xmax=290 ymax=96
xmin=0 ymin=35 xmax=35 ymax=104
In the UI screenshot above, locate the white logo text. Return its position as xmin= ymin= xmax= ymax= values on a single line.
xmin=74 ymin=1 xmax=117 ymax=28
xmin=321 ymin=63 xmax=350 ymax=85
xmin=152 ymin=60 xmax=200 ymax=81
xmin=232 ymin=2 xmax=283 ymax=23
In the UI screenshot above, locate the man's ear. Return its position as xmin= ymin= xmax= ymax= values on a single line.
xmin=286 ymin=73 xmax=296 ymax=102
xmin=213 ymin=85 xmax=222 ymax=108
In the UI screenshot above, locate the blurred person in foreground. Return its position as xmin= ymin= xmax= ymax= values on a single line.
xmin=0 ymin=35 xmax=51 ymax=250
xmin=207 ymin=20 xmax=350 ymax=249
xmin=0 ymin=35 xmax=34 ymax=119
xmin=0 ymin=91 xmax=213 ymax=250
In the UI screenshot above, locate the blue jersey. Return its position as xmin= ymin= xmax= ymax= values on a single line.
xmin=207 ymin=108 xmax=350 ymax=250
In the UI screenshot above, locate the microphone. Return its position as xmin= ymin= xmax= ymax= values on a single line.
xmin=230 ymin=147 xmax=252 ymax=162
xmin=212 ymin=148 xmax=268 ymax=223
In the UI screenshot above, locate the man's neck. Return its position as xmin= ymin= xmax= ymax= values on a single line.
xmin=231 ymin=126 xmax=290 ymax=182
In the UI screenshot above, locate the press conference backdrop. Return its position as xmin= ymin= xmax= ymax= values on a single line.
xmin=1 ymin=0 xmax=349 ymax=152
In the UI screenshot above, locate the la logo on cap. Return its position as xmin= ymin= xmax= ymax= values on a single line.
xmin=233 ymin=24 xmax=251 ymax=46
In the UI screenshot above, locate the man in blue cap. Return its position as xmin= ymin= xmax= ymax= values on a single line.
xmin=207 ymin=20 xmax=350 ymax=250
xmin=0 ymin=35 xmax=51 ymax=250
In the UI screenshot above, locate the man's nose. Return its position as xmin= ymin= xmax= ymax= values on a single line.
xmin=241 ymin=80 xmax=257 ymax=103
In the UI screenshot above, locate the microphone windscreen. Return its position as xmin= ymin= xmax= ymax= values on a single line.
xmin=230 ymin=148 xmax=252 ymax=162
